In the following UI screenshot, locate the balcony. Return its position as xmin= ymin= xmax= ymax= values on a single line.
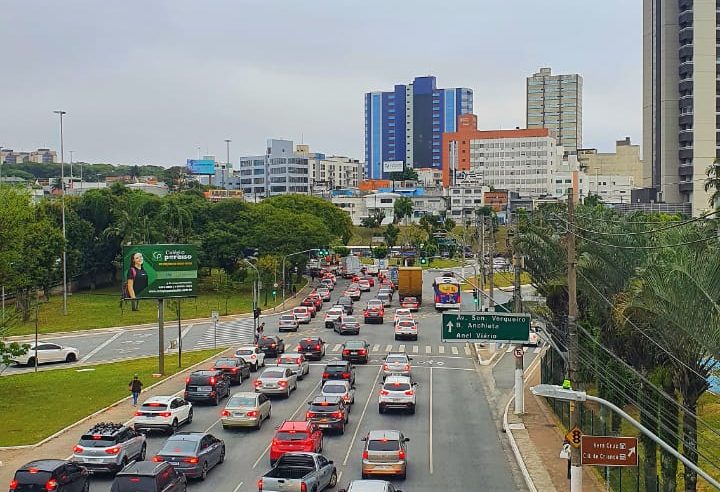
xmin=679 ymin=181 xmax=694 ymax=193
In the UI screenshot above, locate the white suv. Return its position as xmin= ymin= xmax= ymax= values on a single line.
xmin=394 ymin=319 xmax=418 ymax=341
xmin=235 ymin=346 xmax=266 ymax=372
xmin=72 ymin=423 xmax=146 ymax=473
xmin=133 ymin=396 xmax=193 ymax=434
xmin=378 ymin=375 xmax=417 ymax=414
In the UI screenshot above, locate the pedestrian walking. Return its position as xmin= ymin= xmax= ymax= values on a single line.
xmin=128 ymin=374 xmax=143 ymax=406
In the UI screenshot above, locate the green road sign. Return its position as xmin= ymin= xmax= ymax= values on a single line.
xmin=122 ymin=244 xmax=198 ymax=300
xmin=441 ymin=311 xmax=530 ymax=343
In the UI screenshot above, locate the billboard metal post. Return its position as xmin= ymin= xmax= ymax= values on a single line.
xmin=158 ymin=299 xmax=165 ymax=375
xmin=177 ymin=301 xmax=182 ymax=368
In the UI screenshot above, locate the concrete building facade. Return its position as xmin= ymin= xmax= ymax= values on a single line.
xmin=237 ymin=139 xmax=311 ymax=199
xmin=578 ymin=137 xmax=644 ymax=186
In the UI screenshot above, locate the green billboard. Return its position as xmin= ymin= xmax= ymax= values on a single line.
xmin=122 ymin=244 xmax=198 ymax=299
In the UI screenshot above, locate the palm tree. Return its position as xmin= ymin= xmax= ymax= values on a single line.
xmin=393 ymin=197 xmax=413 ymax=225
xmin=157 ymin=200 xmax=193 ymax=243
xmin=703 ymin=161 xmax=720 ymax=207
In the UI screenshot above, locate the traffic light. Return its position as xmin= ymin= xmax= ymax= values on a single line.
xmin=473 ymin=288 xmax=479 ymax=304
xmin=253 ymin=307 xmax=261 ymax=319
xmin=420 ymin=257 xmax=428 ymax=265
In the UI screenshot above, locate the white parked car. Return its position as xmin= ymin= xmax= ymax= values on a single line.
xmin=12 ymin=342 xmax=79 ymax=366
xmin=133 ymin=395 xmax=193 ymax=434
xmin=378 ymin=375 xmax=417 ymax=414
xmin=276 ymin=353 xmax=310 ymax=380
xmin=235 ymin=345 xmax=266 ymax=371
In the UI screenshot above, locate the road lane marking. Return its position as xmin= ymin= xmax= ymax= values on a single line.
xmin=231 ymin=482 xmax=244 ymax=492
xmin=398 ymin=344 xmax=405 ymax=352
xmin=343 ymin=365 xmax=383 ymax=465
xmin=251 ymin=379 xmax=322 ymax=469
xmin=333 ymin=344 xmax=342 ymax=352
xmin=506 ymin=345 xmax=513 ymax=353
xmin=79 ymin=331 xmax=125 ymax=363
xmin=438 ymin=346 xmax=445 ymax=354
xmin=425 ymin=346 xmax=431 ymax=354
xmin=464 ymin=345 xmax=471 ymax=356
xmin=412 ymin=345 xmax=419 ymax=353
xmin=372 ymin=344 xmax=380 ymax=352
xmin=385 ymin=344 xmax=392 ymax=352
xmin=451 ymin=346 xmax=459 ymax=355
xmin=429 ymin=366 xmax=434 ymax=474
xmin=533 ymin=346 xmax=541 ymax=353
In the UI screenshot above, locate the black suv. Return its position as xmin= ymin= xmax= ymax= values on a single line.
xmin=257 ymin=336 xmax=285 ymax=357
xmin=305 ymin=395 xmax=350 ymax=434
xmin=336 ymin=296 xmax=353 ymax=315
xmin=184 ymin=370 xmax=230 ymax=405
xmin=212 ymin=357 xmax=250 ymax=385
xmin=111 ymin=461 xmax=187 ymax=492
xmin=297 ymin=337 xmax=326 ymax=360
xmin=321 ymin=360 xmax=356 ymax=385
xmin=11 ymin=459 xmax=89 ymax=492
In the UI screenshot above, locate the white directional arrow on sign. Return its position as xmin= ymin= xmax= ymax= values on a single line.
xmin=628 ymin=447 xmax=636 ymax=457
xmin=446 ymin=321 xmax=454 ymax=333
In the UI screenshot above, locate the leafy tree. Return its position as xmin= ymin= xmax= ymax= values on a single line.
xmin=157 ymin=198 xmax=193 ymax=243
xmin=263 ymin=195 xmax=353 ymax=244
xmin=201 ymin=228 xmax=245 ymax=276
xmin=257 ymin=254 xmax=280 ymax=305
xmin=384 ymin=223 xmax=400 ymax=248
xmin=390 ymin=167 xmax=418 ymax=181
xmin=393 ymin=197 xmax=413 ymax=224
xmin=372 ymin=245 xmax=388 ymax=259
xmin=0 ymin=311 xmax=28 ymax=375
xmin=360 ymin=211 xmax=385 ymax=229
xmin=704 ymin=160 xmax=720 ymax=207
xmin=399 ymin=224 xmax=428 ymax=252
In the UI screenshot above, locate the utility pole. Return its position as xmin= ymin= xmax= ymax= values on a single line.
xmin=157 ymin=299 xmax=165 ymax=375
xmin=566 ymin=188 xmax=581 ymax=491
xmin=512 ymin=211 xmax=524 ymax=414
xmin=478 ymin=215 xmax=485 ymax=311
xmin=488 ymin=215 xmax=495 ymax=308
xmin=54 ymin=110 xmax=68 ymax=316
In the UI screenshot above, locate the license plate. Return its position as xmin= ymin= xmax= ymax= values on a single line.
xmin=233 ymin=412 xmax=244 ymax=417
xmin=351 ymin=351 xmax=358 ymax=355
xmin=389 ymin=398 xmax=403 ymax=402
xmin=319 ymin=424 xmax=331 ymax=428
xmin=198 ymin=386 xmax=212 ymax=392
xmin=266 ymin=384 xmax=277 ymax=388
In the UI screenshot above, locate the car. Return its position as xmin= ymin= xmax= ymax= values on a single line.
xmin=292 ymin=306 xmax=313 ymax=324
xmin=366 ymin=265 xmax=380 ymax=276
xmin=305 ymin=396 xmax=349 ymax=434
xmin=300 ymin=297 xmax=319 ymax=316
xmin=322 ymin=273 xmax=337 ymax=284
xmin=324 ymin=307 xmax=344 ymax=328
xmin=357 ymin=279 xmax=371 ymax=292
xmin=10 ymin=460 xmax=90 ymax=492
xmin=269 ymin=421 xmax=323 ymax=465
xmin=152 ymin=432 xmax=225 ymax=480
xmin=111 ymin=461 xmax=187 ymax=492
xmin=342 ymin=340 xmax=370 ymax=364
xmin=340 ymin=480 xmax=403 ymax=492
xmin=212 ymin=357 xmax=251 ymax=385
xmin=184 ymin=370 xmax=231 ymax=405
xmin=276 ymin=353 xmax=310 ymax=379
xmin=278 ymin=314 xmax=300 ymax=332
xmin=260 ymin=453 xmax=337 ymax=492
xmin=393 ymin=308 xmax=413 ymax=323
xmin=378 ymin=288 xmax=393 ymax=300
xmin=220 ymin=392 xmax=272 ymax=430
xmin=306 ymin=295 xmax=324 ymax=309
xmin=322 ymin=360 xmax=355 ymax=386
xmin=394 ymin=319 xmax=418 ymax=341
xmin=363 ymin=276 xmax=376 ymax=287
xmin=525 ymin=326 xmax=541 ymax=347
xmin=382 ymin=353 xmax=412 ymax=379
xmin=257 ymin=336 xmax=285 ymax=357
xmin=72 ymin=422 xmax=146 ymax=474
xmin=11 ymin=342 xmax=79 ymax=366
xmin=379 ymin=279 xmax=395 ymax=291
xmin=321 ymin=380 xmax=355 ymax=406
xmin=399 ymin=296 xmax=420 ymax=311
xmin=317 ymin=287 xmax=332 ymax=302
xmin=234 ymin=345 xmax=266 ymax=372
xmin=363 ymin=300 xmax=385 ymax=324
xmin=336 ymin=296 xmax=354 ymax=315
xmin=346 ymin=288 xmax=362 ymax=301
xmin=377 ymin=292 xmax=391 ymax=307
xmin=334 ymin=315 xmax=361 ymax=335
xmin=297 ymin=337 xmax=326 ymax=360
xmin=134 ymin=396 xmax=193 ymax=434
xmin=320 ymin=278 xmax=335 ymax=291
xmin=361 ymin=430 xmax=410 ymax=479
xmin=254 ymin=367 xmax=298 ymax=398
xmin=378 ymin=375 xmax=417 ymax=414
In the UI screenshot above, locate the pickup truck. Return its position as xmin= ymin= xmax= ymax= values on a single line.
xmin=258 ymin=453 xmax=337 ymax=492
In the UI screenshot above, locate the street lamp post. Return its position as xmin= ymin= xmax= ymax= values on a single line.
xmin=243 ymin=259 xmax=260 ymax=336
xmin=54 ymin=110 xmax=68 ymax=316
xmin=224 ymin=139 xmax=231 ymax=190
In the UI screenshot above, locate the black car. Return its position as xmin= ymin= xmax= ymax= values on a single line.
xmin=297 ymin=337 xmax=326 ymax=360
xmin=212 ymin=357 xmax=251 ymax=385
xmin=152 ymin=432 xmax=225 ymax=481
xmin=183 ymin=370 xmax=230 ymax=405
xmin=336 ymin=296 xmax=354 ymax=315
xmin=11 ymin=459 xmax=89 ymax=492
xmin=111 ymin=461 xmax=187 ymax=492
xmin=257 ymin=336 xmax=285 ymax=357
xmin=322 ymin=360 xmax=356 ymax=386
xmin=305 ymin=395 xmax=349 ymax=434
xmin=341 ymin=340 xmax=370 ymax=363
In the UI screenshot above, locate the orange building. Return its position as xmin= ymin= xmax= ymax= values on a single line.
xmin=482 ymin=191 xmax=508 ymax=212
xmin=358 ymin=179 xmax=391 ymax=192
xmin=441 ymin=114 xmax=551 ymax=188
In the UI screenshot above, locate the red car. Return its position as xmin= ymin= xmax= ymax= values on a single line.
xmin=380 ymin=279 xmax=395 ymax=290
xmin=306 ymin=295 xmax=323 ymax=309
xmin=300 ymin=298 xmax=318 ymax=316
xmin=363 ymin=276 xmax=375 ymax=287
xmin=363 ymin=301 xmax=385 ymax=324
xmin=400 ymin=296 xmax=420 ymax=311
xmin=269 ymin=420 xmax=323 ymax=465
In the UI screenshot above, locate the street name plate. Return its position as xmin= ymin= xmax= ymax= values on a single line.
xmin=441 ymin=311 xmax=530 ymax=343
xmin=581 ymin=436 xmax=638 ymax=467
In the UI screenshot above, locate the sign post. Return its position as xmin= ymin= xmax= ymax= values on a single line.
xmin=441 ymin=312 xmax=531 ymax=343
xmin=211 ymin=311 xmax=219 ymax=349
xmin=581 ymin=436 xmax=638 ymax=467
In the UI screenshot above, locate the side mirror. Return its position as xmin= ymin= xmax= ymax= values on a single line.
xmin=413 ymin=382 xmax=418 ymax=386
xmin=408 ymin=357 xmax=413 ymax=361
xmin=404 ymin=437 xmax=410 ymax=442
xmin=328 ymin=460 xmax=334 ymax=464
xmin=360 ymin=437 xmax=367 ymax=441
xmin=308 ymin=401 xmax=313 ymax=405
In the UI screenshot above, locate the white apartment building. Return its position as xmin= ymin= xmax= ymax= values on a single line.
xmin=307 ymin=154 xmax=363 ymax=189
xmin=446 ymin=185 xmax=491 ymax=219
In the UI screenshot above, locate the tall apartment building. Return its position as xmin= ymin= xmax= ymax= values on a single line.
xmin=237 ymin=139 xmax=310 ymax=199
xmin=526 ymin=67 xmax=583 ymax=153
xmin=297 ymin=145 xmax=363 ymax=189
xmin=442 ymin=114 xmax=560 ymax=197
xmin=1 ymin=148 xmax=57 ymax=164
xmin=364 ymin=75 xmax=473 ymax=179
xmin=643 ymin=0 xmax=716 ymax=214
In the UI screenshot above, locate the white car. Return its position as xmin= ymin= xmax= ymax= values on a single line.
xmin=393 ymin=308 xmax=413 ymax=323
xmin=133 ymin=395 xmax=193 ymax=434
xmin=322 ymin=380 xmax=355 ymax=406
xmin=254 ymin=367 xmax=298 ymax=397
xmin=324 ymin=307 xmax=344 ymax=328
xmin=235 ymin=345 xmax=266 ymax=371
xmin=292 ymin=306 xmax=312 ymax=324
xmin=12 ymin=342 xmax=79 ymax=366
xmin=276 ymin=353 xmax=310 ymax=379
xmin=378 ymin=375 xmax=417 ymax=414
xmin=525 ymin=326 xmax=541 ymax=347
xmin=279 ymin=313 xmax=300 ymax=332
xmin=394 ymin=319 xmax=418 ymax=341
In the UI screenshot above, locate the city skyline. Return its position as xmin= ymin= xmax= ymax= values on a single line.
xmin=0 ymin=0 xmax=641 ymax=166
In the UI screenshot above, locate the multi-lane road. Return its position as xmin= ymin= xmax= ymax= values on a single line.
xmin=9 ymin=270 xmax=538 ymax=491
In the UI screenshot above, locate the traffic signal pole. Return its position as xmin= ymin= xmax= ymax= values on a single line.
xmin=512 ymin=212 xmax=524 ymax=415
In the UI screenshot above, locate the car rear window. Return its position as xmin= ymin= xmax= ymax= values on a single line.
xmin=343 ymin=317 xmax=357 ymax=323
xmin=228 ymin=395 xmax=256 ymax=407
xmin=276 ymin=431 xmax=309 ymax=441
xmin=310 ymin=402 xmax=340 ymax=411
xmin=345 ymin=341 xmax=365 ymax=349
xmin=279 ymin=356 xmax=299 ymax=364
xmin=214 ymin=359 xmax=236 ymax=367
xmin=79 ymin=435 xmax=116 ymax=447
xmin=325 ymin=365 xmax=348 ymax=373
xmin=384 ymin=382 xmax=411 ymax=391
xmin=113 ymin=476 xmax=157 ymax=490
xmin=14 ymin=470 xmax=52 ymax=485
xmin=300 ymin=339 xmax=320 ymax=346
xmin=368 ymin=439 xmax=400 ymax=451
xmin=262 ymin=370 xmax=285 ymax=378
xmin=386 ymin=356 xmax=407 ymax=363
xmin=140 ymin=402 xmax=169 ymax=411
xmin=323 ymin=385 xmax=346 ymax=394
xmin=281 ymin=315 xmax=296 ymax=320
xmin=161 ymin=439 xmax=198 ymax=454
xmin=188 ymin=375 xmax=213 ymax=385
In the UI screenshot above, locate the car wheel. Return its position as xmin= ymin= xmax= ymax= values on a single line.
xmin=213 ymin=395 xmax=219 ymax=406
xmin=257 ymin=416 xmax=263 ymax=430
xmin=200 ymin=462 xmax=208 ymax=481
xmin=187 ymin=409 xmax=193 ymax=424
xmin=65 ymin=353 xmax=77 ymax=362
xmin=286 ymin=388 xmax=291 ymax=399
xmin=362 ymin=472 xmax=369 ymax=479
xmin=138 ymin=444 xmax=147 ymax=461
xmin=408 ymin=405 xmax=416 ymax=415
xmin=399 ymin=469 xmax=407 ymax=480
xmin=120 ymin=457 xmax=128 ymax=471
xmin=339 ymin=423 xmax=345 ymax=435
xmin=170 ymin=419 xmax=179 ymax=434
xmin=82 ymin=480 xmax=90 ymax=492
xmin=379 ymin=405 xmax=385 ymax=414
xmin=328 ymin=470 xmax=338 ymax=488
xmin=26 ymin=357 xmax=36 ymax=367
xmin=219 ymin=447 xmax=225 ymax=464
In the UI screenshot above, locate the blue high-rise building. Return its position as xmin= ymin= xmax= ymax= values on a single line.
xmin=364 ymin=76 xmax=473 ymax=179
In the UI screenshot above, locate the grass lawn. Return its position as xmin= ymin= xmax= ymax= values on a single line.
xmin=0 ymin=348 xmax=223 ymax=446
xmin=8 ymin=275 xmax=307 ymax=337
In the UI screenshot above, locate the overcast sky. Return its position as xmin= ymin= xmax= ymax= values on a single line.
xmin=1 ymin=0 xmax=642 ymax=166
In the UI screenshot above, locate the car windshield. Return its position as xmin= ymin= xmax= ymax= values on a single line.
xmin=368 ymin=439 xmax=400 ymax=451
xmin=323 ymin=384 xmax=346 ymax=394
xmin=262 ymin=370 xmax=285 ymax=378
xmin=161 ymin=438 xmax=198 ymax=454
xmin=384 ymin=382 xmax=411 ymax=391
xmin=276 ymin=431 xmax=309 ymax=441
xmin=345 ymin=341 xmax=366 ymax=349
xmin=386 ymin=356 xmax=407 ymax=363
xmin=227 ymin=396 xmax=257 ymax=407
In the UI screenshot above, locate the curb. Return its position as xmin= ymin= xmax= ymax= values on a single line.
xmin=0 ymin=347 xmax=229 ymax=450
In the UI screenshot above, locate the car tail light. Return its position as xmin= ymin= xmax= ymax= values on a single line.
xmin=362 ymin=450 xmax=368 ymax=459
xmin=332 ymin=411 xmax=343 ymax=418
xmin=342 ymin=349 xmax=349 ymax=355
xmin=342 ymin=373 xmax=350 ymax=379
xmin=258 ymin=479 xmax=264 ymax=491
xmin=45 ymin=479 xmax=58 ymax=491
xmin=276 ymin=358 xmax=282 ymax=365
xmin=296 ymin=358 xmax=302 ymax=364
xmin=152 ymin=456 xmax=164 ymax=462
xmin=183 ymin=457 xmax=199 ymax=464
xmin=315 ymin=345 xmax=321 ymax=350
xmin=250 ymin=354 xmax=256 ymax=360
xmin=358 ymin=349 xmax=367 ymax=355
xmin=231 ymin=368 xmax=238 ymax=372
xmin=159 ymin=411 xmax=171 ymax=417
xmin=301 ymin=482 xmax=307 ymax=492
xmin=380 ymin=390 xmax=389 ymax=396
xmin=404 ymin=390 xmax=414 ymax=396
xmin=185 ymin=377 xmax=190 ymax=383
xmin=209 ymin=377 xmax=216 ymax=385
xmin=435 ymin=295 xmax=440 ymax=302
xmin=399 ymin=449 xmax=406 ymax=460
xmin=221 ymin=410 xmax=230 ymax=417
xmin=105 ymin=446 xmax=121 ymax=455
xmin=271 ymin=344 xmax=276 ymax=348
xmin=322 ymin=372 xmax=329 ymax=378
xmin=254 ymin=380 xmax=262 ymax=387
xmin=403 ymin=364 xmax=410 ymax=371
xmin=278 ymin=380 xmax=288 ymax=387
xmin=9 ymin=479 xmax=18 ymax=490
xmin=383 ymin=364 xmax=388 ymax=370
xmin=306 ymin=411 xmax=314 ymax=419
xmin=297 ymin=346 xmax=302 ymax=352
xmin=247 ymin=410 xmax=258 ymax=417
xmin=134 ymin=410 xmax=142 ymax=416
xmin=73 ymin=445 xmax=84 ymax=453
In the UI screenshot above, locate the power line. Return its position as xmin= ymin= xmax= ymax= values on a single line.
xmin=567 ymin=209 xmax=718 ymax=237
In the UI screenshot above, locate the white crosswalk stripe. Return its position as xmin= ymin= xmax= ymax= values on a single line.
xmin=451 ymin=346 xmax=459 ymax=355
xmin=385 ymin=344 xmax=393 ymax=352
xmin=398 ymin=344 xmax=405 ymax=352
xmin=438 ymin=346 xmax=445 ymax=354
xmin=506 ymin=345 xmax=514 ymax=353
xmin=194 ymin=317 xmax=254 ymax=349
xmin=412 ymin=345 xmax=419 ymax=353
xmin=464 ymin=345 xmax=471 ymax=355
xmin=333 ymin=344 xmax=342 ymax=352
xmin=372 ymin=344 xmax=381 ymax=353
xmin=425 ymin=346 xmax=431 ymax=354
xmin=533 ymin=346 xmax=542 ymax=354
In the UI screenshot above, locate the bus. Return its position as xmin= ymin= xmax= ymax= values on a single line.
xmin=432 ymin=276 xmax=461 ymax=311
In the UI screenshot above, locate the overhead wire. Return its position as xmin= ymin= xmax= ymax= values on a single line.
xmin=567 ymin=209 xmax=719 ymax=237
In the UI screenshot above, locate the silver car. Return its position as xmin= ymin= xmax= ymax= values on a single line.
xmin=361 ymin=430 xmax=409 ymax=480
xmin=321 ymin=380 xmax=355 ymax=406
xmin=276 ymin=353 xmax=310 ymax=380
xmin=382 ymin=352 xmax=412 ymax=379
xmin=377 ymin=292 xmax=391 ymax=307
xmin=254 ymin=367 xmax=298 ymax=397
xmin=221 ymin=392 xmax=272 ymax=429
xmin=292 ymin=307 xmax=312 ymax=324
xmin=278 ymin=314 xmax=300 ymax=332
xmin=340 ymin=480 xmax=402 ymax=492
xmin=72 ymin=423 xmax=146 ymax=473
